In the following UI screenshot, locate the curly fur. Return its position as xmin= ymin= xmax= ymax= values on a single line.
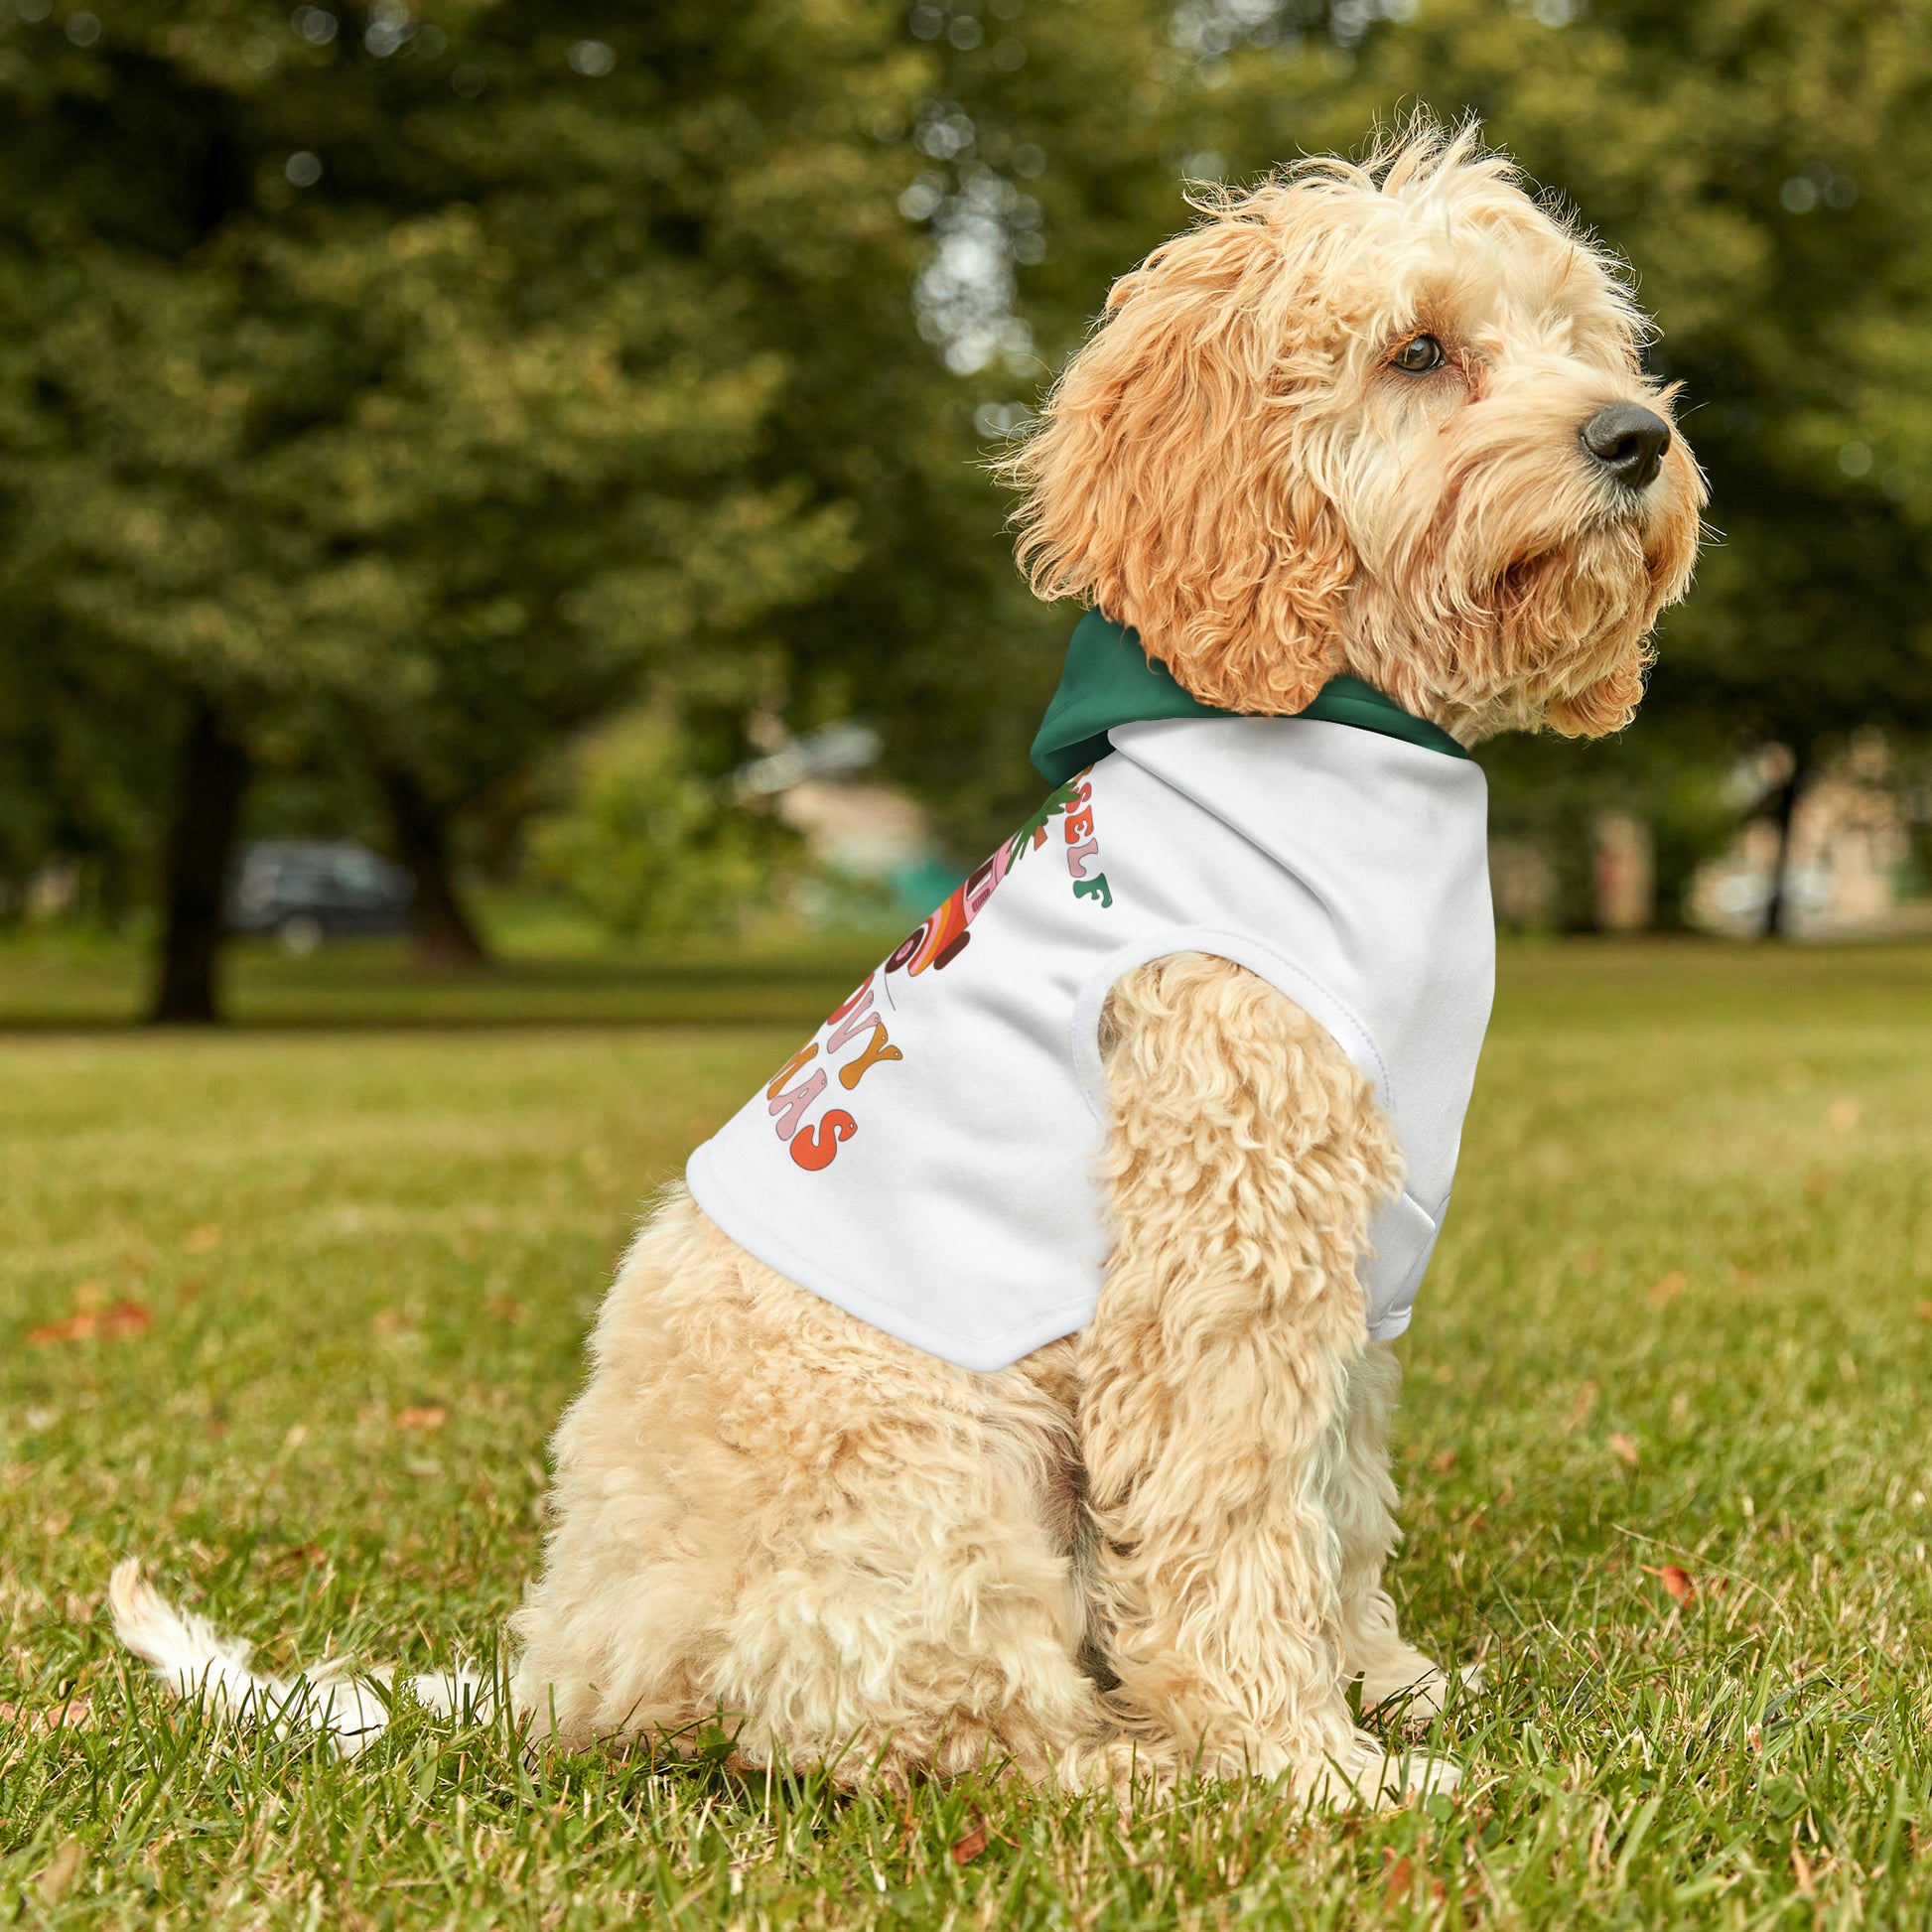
xmin=113 ymin=119 xmax=1698 ymax=1810
xmin=506 ymin=1189 xmax=1102 ymax=1787
xmin=506 ymin=956 xmax=1451 ymax=1803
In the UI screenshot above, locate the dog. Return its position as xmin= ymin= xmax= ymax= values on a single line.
xmin=114 ymin=121 xmax=1702 ymax=1807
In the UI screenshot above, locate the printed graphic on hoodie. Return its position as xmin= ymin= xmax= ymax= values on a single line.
xmin=763 ymin=770 xmax=1113 ymax=1171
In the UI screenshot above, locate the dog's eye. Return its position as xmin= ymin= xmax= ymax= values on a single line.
xmin=1391 ymin=334 xmax=1445 ymax=375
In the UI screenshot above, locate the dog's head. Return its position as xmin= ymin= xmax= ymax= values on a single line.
xmin=1005 ymin=122 xmax=1705 ymax=742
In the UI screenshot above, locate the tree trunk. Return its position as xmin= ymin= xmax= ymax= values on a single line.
xmin=378 ymin=764 xmax=490 ymax=969
xmin=1760 ymin=741 xmax=1812 ymax=940
xmin=149 ymin=699 xmax=250 ymax=1025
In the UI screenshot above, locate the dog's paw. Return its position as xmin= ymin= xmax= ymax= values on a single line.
xmin=1381 ymin=1749 xmax=1461 ymax=1804
xmin=1361 ymin=1662 xmax=1448 ymax=1723
xmin=1360 ymin=1656 xmax=1483 ymax=1728
xmin=1299 ymin=1732 xmax=1461 ymax=1810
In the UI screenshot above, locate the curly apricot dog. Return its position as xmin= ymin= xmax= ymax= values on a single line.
xmin=115 ymin=123 xmax=1702 ymax=1806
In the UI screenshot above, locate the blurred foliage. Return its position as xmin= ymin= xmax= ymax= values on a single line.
xmin=529 ymin=709 xmax=791 ymax=940
xmin=0 ymin=608 xmax=174 ymax=916
xmin=1479 ymin=724 xmax=1742 ymax=928
xmin=3 ymin=0 xmax=1932 ymax=971
xmin=0 ymin=1 xmax=911 ymax=832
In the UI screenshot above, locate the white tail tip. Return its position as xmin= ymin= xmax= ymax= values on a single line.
xmin=108 ymin=1560 xmax=491 ymax=1757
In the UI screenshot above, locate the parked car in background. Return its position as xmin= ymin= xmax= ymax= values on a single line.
xmin=226 ymin=841 xmax=414 ymax=952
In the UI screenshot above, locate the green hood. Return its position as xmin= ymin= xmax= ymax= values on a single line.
xmin=1031 ymin=610 xmax=1467 ymax=786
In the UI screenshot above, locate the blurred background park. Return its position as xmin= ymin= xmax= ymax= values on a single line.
xmin=4 ymin=0 xmax=1932 ymax=1025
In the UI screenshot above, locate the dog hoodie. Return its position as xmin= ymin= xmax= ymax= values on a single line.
xmin=686 ymin=614 xmax=1495 ymax=1372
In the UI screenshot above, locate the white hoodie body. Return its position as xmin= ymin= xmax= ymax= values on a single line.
xmin=686 ymin=716 xmax=1495 ymax=1372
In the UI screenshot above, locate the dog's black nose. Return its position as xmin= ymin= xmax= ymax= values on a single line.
xmin=1581 ymin=404 xmax=1672 ymax=490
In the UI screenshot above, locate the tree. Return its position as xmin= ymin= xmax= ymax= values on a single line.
xmin=0 ymin=0 xmax=927 ymax=1012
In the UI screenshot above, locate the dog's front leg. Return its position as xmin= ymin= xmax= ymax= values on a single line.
xmin=1075 ymin=953 xmax=1454 ymax=1805
xmin=1329 ymin=1340 xmax=1461 ymax=1723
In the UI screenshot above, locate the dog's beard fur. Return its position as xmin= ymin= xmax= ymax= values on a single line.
xmin=1341 ymin=394 xmax=1703 ymax=742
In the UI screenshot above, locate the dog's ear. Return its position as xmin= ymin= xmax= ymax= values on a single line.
xmin=1004 ymin=200 xmax=1353 ymax=714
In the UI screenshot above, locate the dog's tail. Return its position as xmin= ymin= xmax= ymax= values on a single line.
xmin=108 ymin=1559 xmax=490 ymax=1757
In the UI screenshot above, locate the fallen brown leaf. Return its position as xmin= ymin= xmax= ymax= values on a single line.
xmin=1791 ymin=1844 xmax=1816 ymax=1897
xmin=29 ymin=1313 xmax=91 ymax=1345
xmin=1431 ymin=1449 xmax=1456 ymax=1475
xmin=0 ymin=1697 xmax=92 ymax=1736
xmin=1646 ymin=1270 xmax=1689 ymax=1308
xmin=395 ymin=1406 xmax=447 ymax=1433
xmin=1642 ymin=1563 xmax=1696 ymax=1605
xmin=1383 ymin=1853 xmax=1414 ymax=1902
xmin=1609 ymin=1432 xmax=1640 ymax=1468
xmin=950 ymin=1817 xmax=988 ymax=1865
xmin=29 ymin=1302 xmax=151 ymax=1346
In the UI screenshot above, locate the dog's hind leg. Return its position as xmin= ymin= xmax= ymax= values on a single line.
xmin=1075 ymin=954 xmax=1456 ymax=1806
xmin=512 ymin=1190 xmax=1108 ymax=1789
xmin=1327 ymin=1343 xmax=1461 ymax=1725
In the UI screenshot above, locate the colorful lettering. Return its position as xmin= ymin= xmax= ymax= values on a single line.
xmin=824 ymin=975 xmax=875 ymax=1027
xmin=1065 ymin=838 xmax=1100 ymax=880
xmin=789 ymin=1110 xmax=857 ymax=1172
xmin=886 ymin=887 xmax=972 ymax=976
xmin=768 ymin=1067 xmax=827 ymax=1140
xmin=825 ymin=984 xmax=879 ymax=1051
xmin=765 ymin=1040 xmax=818 ymax=1100
xmin=1073 ymin=873 xmax=1114 ymax=907
xmin=838 ymin=1021 xmax=903 ymax=1090
xmin=1007 ymin=775 xmax=1087 ymax=865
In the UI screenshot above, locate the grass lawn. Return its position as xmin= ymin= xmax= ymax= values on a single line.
xmin=0 ymin=918 xmax=896 ymax=1033
xmin=3 ymin=938 xmax=1931 ymax=1927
